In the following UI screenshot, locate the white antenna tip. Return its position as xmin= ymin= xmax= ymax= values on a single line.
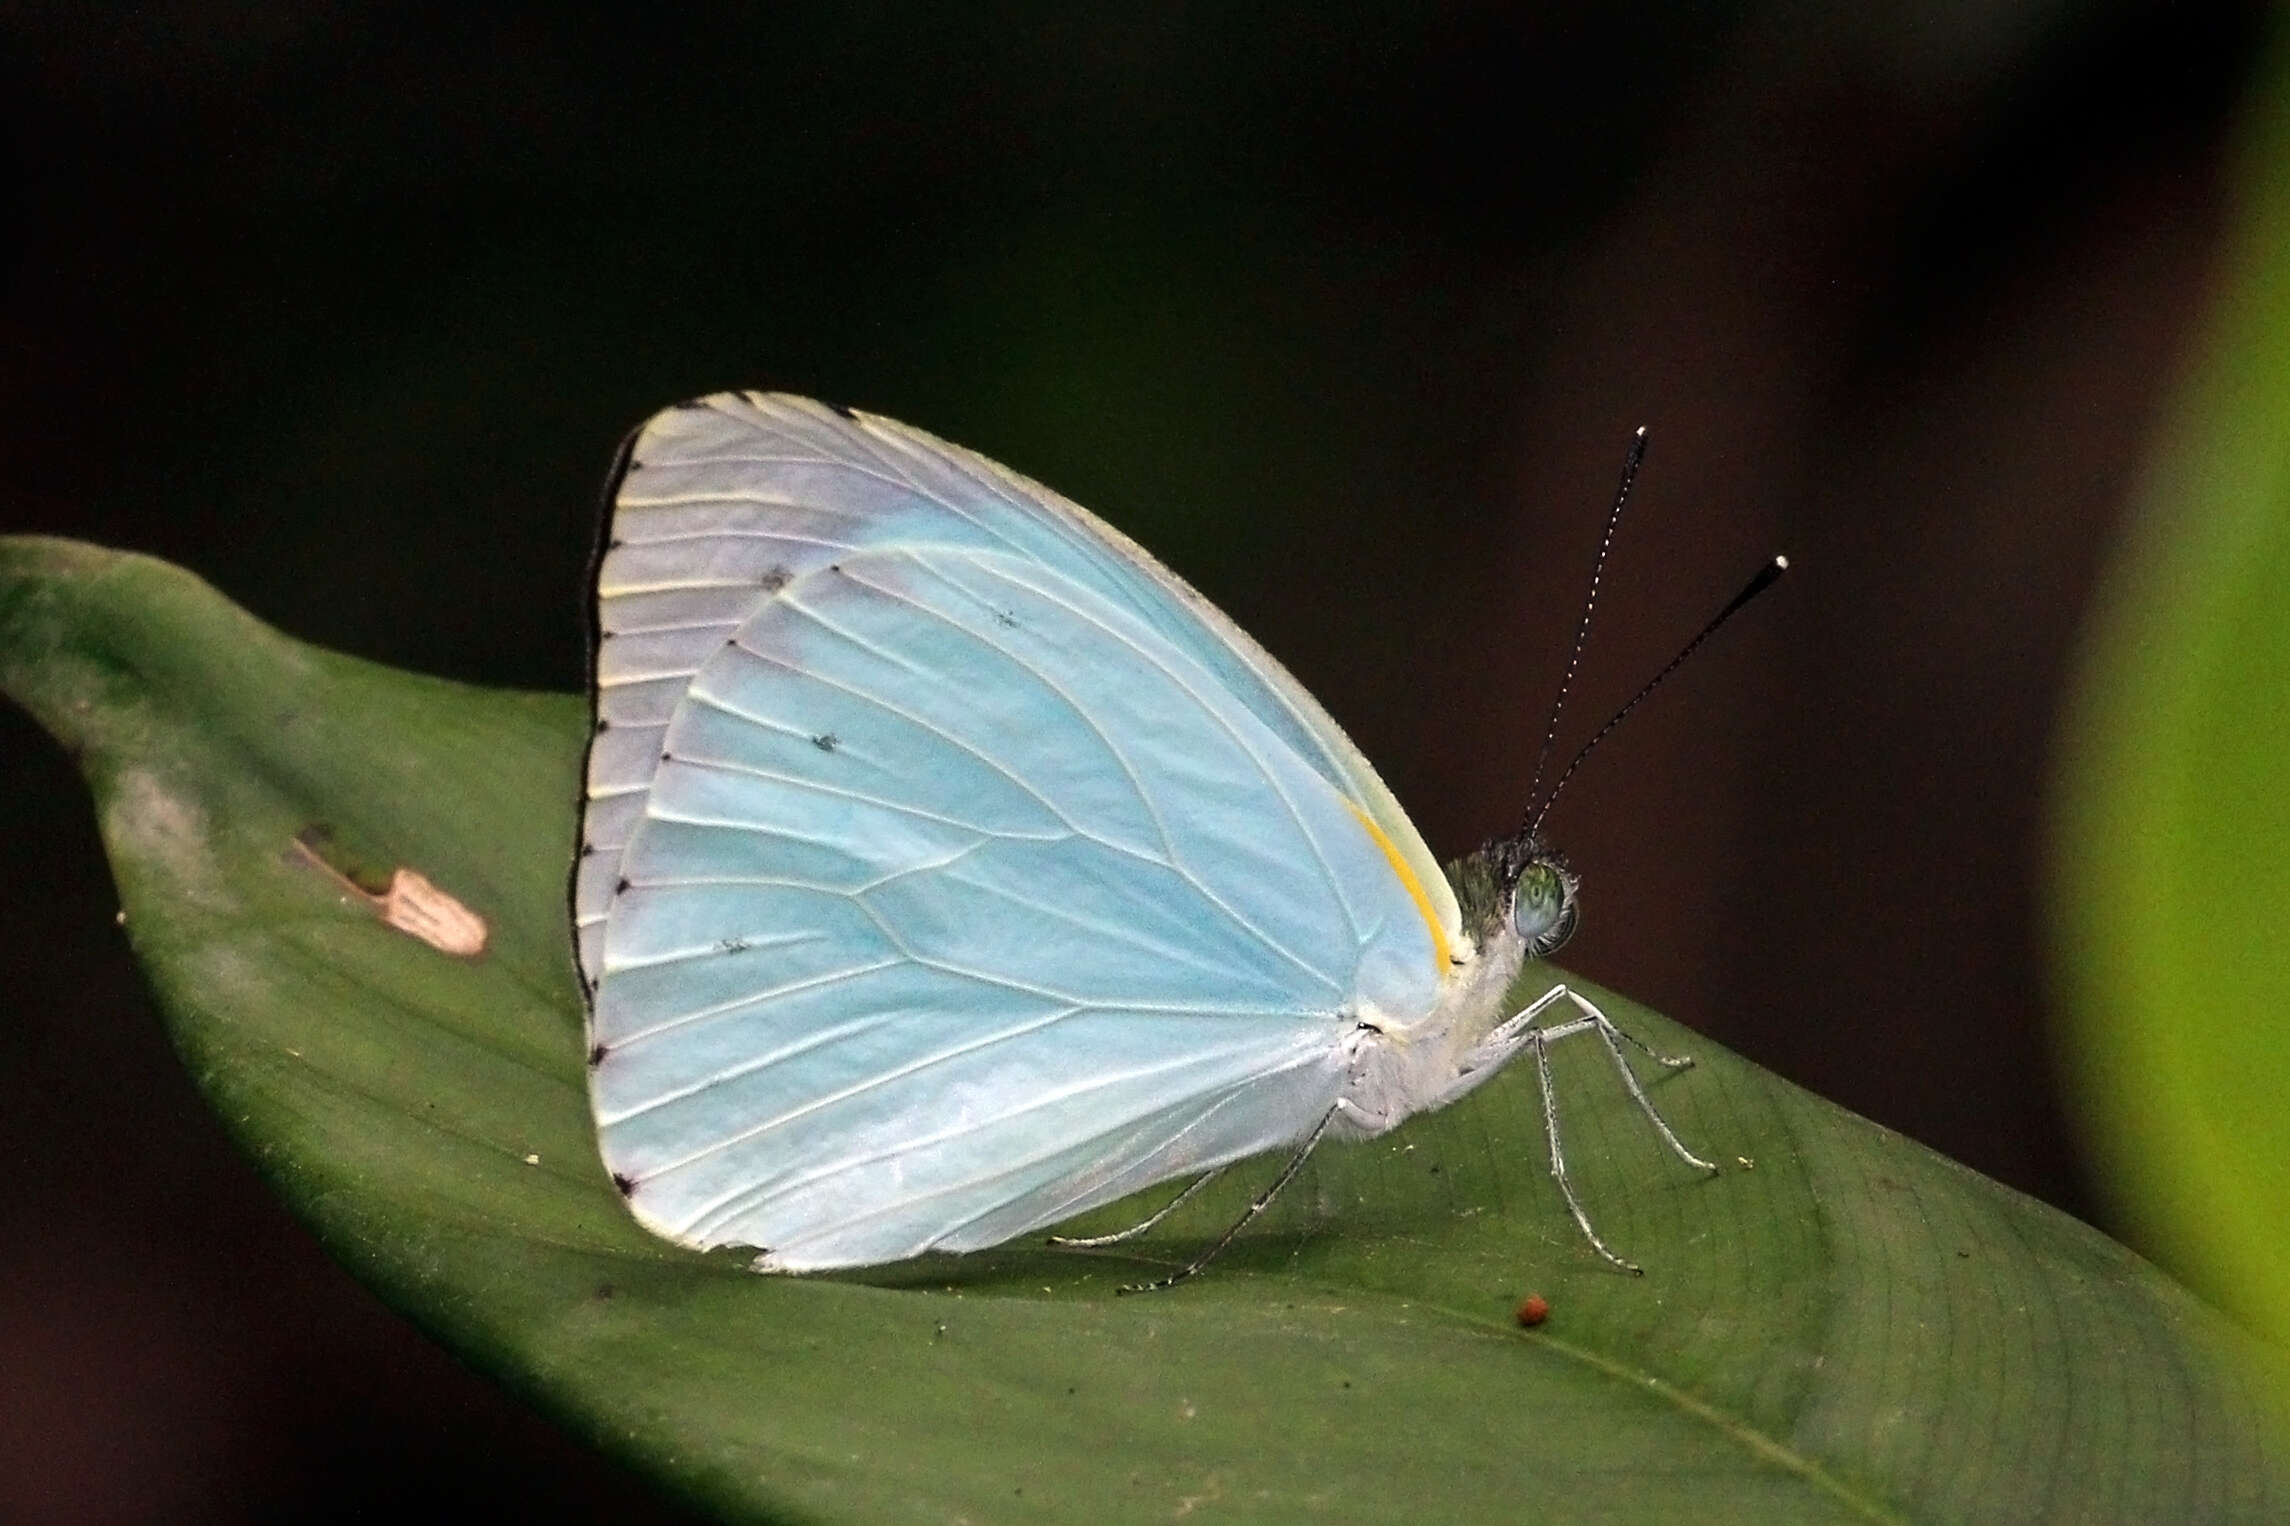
xmin=1773 ymin=554 xmax=1791 ymax=570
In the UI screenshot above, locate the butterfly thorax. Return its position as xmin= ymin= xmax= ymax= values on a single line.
xmin=1331 ymin=903 xmax=1529 ymax=1140
xmin=1326 ymin=833 xmax=1579 ymax=1140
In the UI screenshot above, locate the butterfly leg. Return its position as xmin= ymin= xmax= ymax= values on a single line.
xmin=1456 ymin=981 xmax=1577 ymax=1067
xmin=1046 ymin=1167 xmax=1226 ymax=1249
xmin=1463 ymin=984 xmax=1718 ymax=1273
xmin=1525 ymin=1020 xmax=1642 ymax=1273
xmin=1559 ymin=986 xmax=1720 ymax=1176
xmin=1116 ymin=1104 xmax=1340 ymax=1295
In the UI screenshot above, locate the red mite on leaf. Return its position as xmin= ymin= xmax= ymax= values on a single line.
xmin=1515 ymin=1294 xmax=1551 ymax=1328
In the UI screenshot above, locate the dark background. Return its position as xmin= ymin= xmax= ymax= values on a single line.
xmin=0 ymin=4 xmax=2270 ymax=1520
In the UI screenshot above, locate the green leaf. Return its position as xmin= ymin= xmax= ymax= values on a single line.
xmin=3 ymin=535 xmax=2284 ymax=1524
xmin=2052 ymin=32 xmax=2290 ymax=1398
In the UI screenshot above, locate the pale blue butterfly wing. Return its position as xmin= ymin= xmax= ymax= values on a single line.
xmin=580 ymin=393 xmax=1461 ymax=1270
xmin=576 ymin=394 xmax=1459 ymax=984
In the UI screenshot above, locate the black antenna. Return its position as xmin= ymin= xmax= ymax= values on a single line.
xmin=1522 ymin=427 xmax=1649 ymax=822
xmin=1526 ymin=554 xmax=1790 ymax=836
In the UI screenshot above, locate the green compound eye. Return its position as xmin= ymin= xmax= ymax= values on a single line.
xmin=1511 ymin=859 xmax=1579 ymax=959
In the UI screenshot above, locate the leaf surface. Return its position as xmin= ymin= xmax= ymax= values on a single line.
xmin=2 ymin=535 xmax=2282 ymax=1523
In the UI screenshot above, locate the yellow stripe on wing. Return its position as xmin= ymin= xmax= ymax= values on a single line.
xmin=1343 ymin=801 xmax=1455 ymax=975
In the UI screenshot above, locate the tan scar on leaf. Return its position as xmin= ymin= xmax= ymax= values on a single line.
xmin=290 ymin=826 xmax=489 ymax=957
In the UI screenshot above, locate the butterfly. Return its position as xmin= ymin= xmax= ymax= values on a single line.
xmin=574 ymin=392 xmax=1758 ymax=1288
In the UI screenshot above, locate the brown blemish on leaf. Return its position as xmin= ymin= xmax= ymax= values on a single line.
xmin=289 ymin=828 xmax=489 ymax=957
xmin=380 ymin=868 xmax=488 ymax=956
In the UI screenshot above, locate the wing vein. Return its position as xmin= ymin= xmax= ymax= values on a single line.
xmin=970 ymin=551 xmax=1366 ymax=947
xmin=629 ymin=1004 xmax=1085 ymax=1170
xmin=695 ymin=650 xmax=1104 ymax=850
xmin=601 ymin=957 xmax=902 ymax=1046
xmin=678 ymin=1036 xmax=1302 ymax=1241
xmin=663 ymin=753 xmax=1067 ymax=840
xmin=615 ymin=492 xmax=870 ymax=518
xmin=843 ymin=553 xmax=1345 ymax=987
xmin=831 ymin=558 xmax=1176 ymax=850
xmin=713 ymin=399 xmax=944 ymax=509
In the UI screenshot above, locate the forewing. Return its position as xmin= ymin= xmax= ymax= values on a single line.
xmin=575 ymin=392 xmax=1457 ymax=988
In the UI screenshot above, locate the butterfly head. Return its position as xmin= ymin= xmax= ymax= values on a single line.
xmin=1447 ymin=833 xmax=1579 ymax=962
